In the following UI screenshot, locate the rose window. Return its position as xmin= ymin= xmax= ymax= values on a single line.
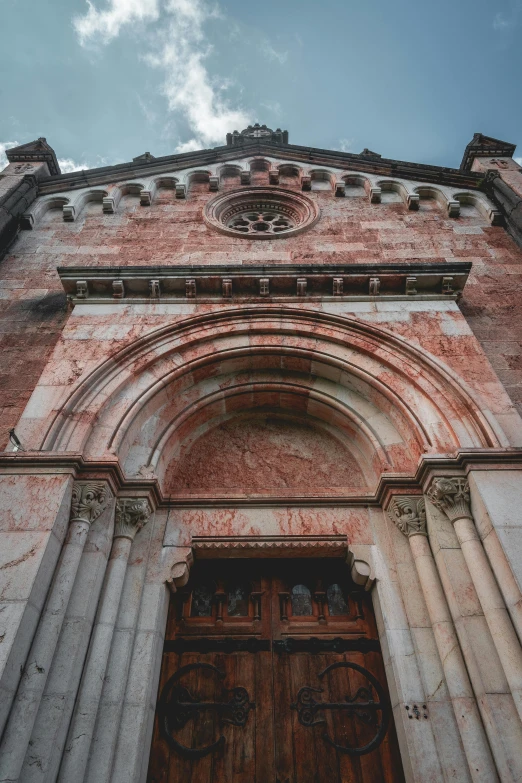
xmin=228 ymin=210 xmax=295 ymax=235
xmin=204 ymin=187 xmax=320 ymax=239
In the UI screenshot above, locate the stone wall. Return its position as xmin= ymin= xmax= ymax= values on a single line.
xmin=1 ymin=168 xmax=522 ymax=448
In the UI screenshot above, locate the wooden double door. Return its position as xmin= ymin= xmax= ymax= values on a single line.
xmin=147 ymin=559 xmax=404 ymax=783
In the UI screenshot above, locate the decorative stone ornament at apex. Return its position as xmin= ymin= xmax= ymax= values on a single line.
xmin=387 ymin=496 xmax=427 ymax=537
xmin=114 ymin=497 xmax=152 ymax=539
xmin=203 ymin=187 xmax=320 ymax=239
xmin=70 ymin=481 xmax=110 ymax=525
xmin=426 ymin=477 xmax=472 ymax=523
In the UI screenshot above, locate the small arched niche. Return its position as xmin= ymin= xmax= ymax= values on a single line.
xmin=310 ymin=170 xmax=334 ymax=191
xmin=278 ymin=164 xmax=301 ymax=188
xmin=163 ymin=409 xmax=368 ymax=495
xmin=343 ymin=175 xmax=368 ymax=199
xmin=218 ymin=165 xmax=241 ymax=189
xmin=153 ymin=176 xmax=178 ymax=204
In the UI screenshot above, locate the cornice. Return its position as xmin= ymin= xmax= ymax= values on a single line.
xmin=0 ymin=449 xmax=520 ymax=510
xmin=58 ymin=261 xmax=471 ymax=304
xmin=36 ymin=140 xmax=485 ymax=196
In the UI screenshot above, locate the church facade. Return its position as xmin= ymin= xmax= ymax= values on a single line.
xmin=0 ymin=126 xmax=522 ymax=782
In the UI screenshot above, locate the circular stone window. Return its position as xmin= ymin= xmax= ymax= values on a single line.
xmin=203 ymin=187 xmax=320 ymax=239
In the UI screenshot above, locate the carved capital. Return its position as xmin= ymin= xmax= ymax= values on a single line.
xmin=114 ymin=498 xmax=151 ymax=540
xmin=426 ymin=477 xmax=472 ymax=524
xmin=70 ymin=482 xmax=110 ymax=526
xmin=387 ymin=496 xmax=427 ymax=537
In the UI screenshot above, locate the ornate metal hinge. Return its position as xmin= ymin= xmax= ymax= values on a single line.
xmin=158 ymin=662 xmax=255 ymax=758
xmin=291 ymin=661 xmax=389 ymax=756
xmin=164 ymin=637 xmax=270 ymax=654
xmin=274 ymin=637 xmax=380 ymax=654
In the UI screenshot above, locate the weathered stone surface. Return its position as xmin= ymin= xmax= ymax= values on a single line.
xmin=1 ymin=130 xmax=522 ymax=783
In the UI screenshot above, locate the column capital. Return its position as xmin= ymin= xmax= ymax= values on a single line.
xmin=70 ymin=481 xmax=111 ymax=526
xmin=114 ymin=497 xmax=151 ymax=540
xmin=426 ymin=477 xmax=472 ymax=523
xmin=387 ymin=495 xmax=427 ymax=537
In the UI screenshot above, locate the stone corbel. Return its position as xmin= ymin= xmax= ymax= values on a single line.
xmin=114 ymin=497 xmax=151 ymax=540
xmin=269 ymin=168 xmax=280 ymax=184
xmin=76 ymin=280 xmax=88 ymax=299
xmin=165 ymin=547 xmax=194 ymax=592
xmin=447 ymin=200 xmax=461 ymax=218
xmin=405 ymin=276 xmax=417 ymax=295
xmin=335 ymin=181 xmax=345 ymax=197
xmin=149 ymin=279 xmax=160 ymax=298
xmin=140 ymin=180 xmax=158 ymax=206
xmin=103 ymin=186 xmax=122 ymax=214
xmin=175 ymin=183 xmax=186 ymax=199
xmin=240 ymin=170 xmax=251 ymax=185
xmin=209 ymin=176 xmax=219 ymax=191
xmin=112 ymin=280 xmax=125 ymax=299
xmin=347 ymin=545 xmax=375 ymax=591
xmin=369 ymin=276 xmax=380 ymax=295
xmin=369 ymin=186 xmax=382 ymax=204
xmin=488 ymin=207 xmax=503 ymax=226
xmin=301 ymin=174 xmax=311 ymax=191
xmin=20 ymin=212 xmax=35 ymax=229
xmin=387 ymin=495 xmax=427 ymax=537
xmin=63 ymin=203 xmax=76 ymax=221
xmin=407 ymin=193 xmax=420 ymax=210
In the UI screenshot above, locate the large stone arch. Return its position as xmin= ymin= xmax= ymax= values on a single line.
xmin=39 ymin=307 xmax=501 ymax=491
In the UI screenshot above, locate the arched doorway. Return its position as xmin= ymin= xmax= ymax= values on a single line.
xmin=147 ymin=558 xmax=405 ymax=783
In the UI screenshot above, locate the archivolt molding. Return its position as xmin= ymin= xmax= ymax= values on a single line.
xmin=38 ymin=309 xmax=501 ymax=486
xmin=146 ymin=380 xmax=392 ymax=487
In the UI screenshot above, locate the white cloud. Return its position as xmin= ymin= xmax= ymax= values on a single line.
xmin=338 ymin=138 xmax=355 ymax=153
xmin=74 ymin=0 xmax=159 ymax=45
xmin=0 ymin=140 xmax=20 ymax=170
xmin=74 ymin=0 xmax=251 ymax=150
xmin=515 ymin=157 xmax=522 ymax=166
xmin=175 ymin=138 xmax=204 ymax=153
xmin=58 ymin=158 xmax=90 ymax=173
xmin=145 ymin=0 xmax=250 ymax=149
xmin=260 ymin=39 xmax=288 ymax=65
xmin=493 ymin=3 xmax=522 ymax=32
xmin=493 ymin=12 xmax=511 ymax=30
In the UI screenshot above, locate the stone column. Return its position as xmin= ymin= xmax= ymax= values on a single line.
xmin=0 ymin=481 xmax=110 ymax=783
xmin=83 ymin=503 xmax=155 ymax=783
xmin=467 ymin=470 xmax=522 ymax=642
xmin=388 ymin=495 xmax=498 ymax=783
xmin=426 ymin=477 xmax=522 ymax=724
xmin=58 ymin=497 xmax=151 ymax=783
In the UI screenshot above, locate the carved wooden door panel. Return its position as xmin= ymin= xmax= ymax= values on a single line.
xmin=147 ymin=561 xmax=275 ymax=782
xmin=270 ymin=561 xmax=404 ymax=783
xmin=147 ymin=560 xmax=404 ymax=783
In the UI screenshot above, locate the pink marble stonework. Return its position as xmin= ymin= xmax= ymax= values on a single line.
xmin=1 ymin=129 xmax=522 ymax=783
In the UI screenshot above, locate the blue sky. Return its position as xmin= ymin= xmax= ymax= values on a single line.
xmin=1 ymin=0 xmax=521 ymax=173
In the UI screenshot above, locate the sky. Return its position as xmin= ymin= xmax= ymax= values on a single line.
xmin=1 ymin=0 xmax=521 ymax=173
